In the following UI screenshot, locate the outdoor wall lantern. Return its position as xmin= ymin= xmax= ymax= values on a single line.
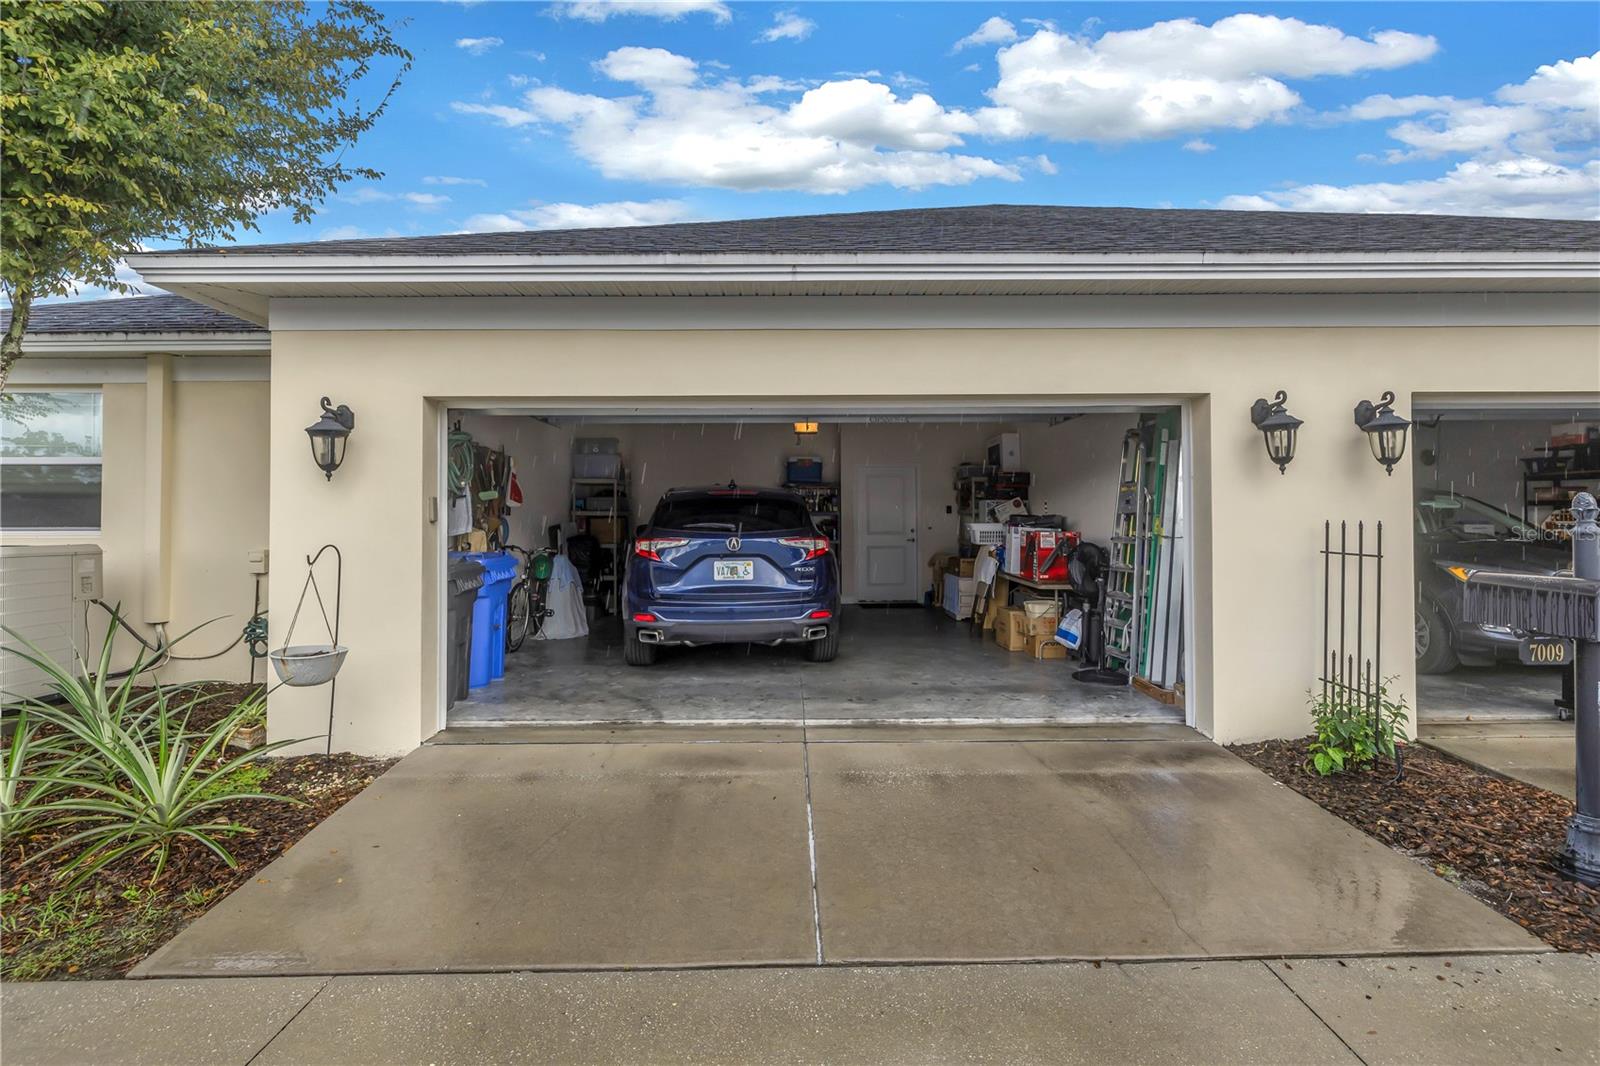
xmin=1250 ymin=391 xmax=1303 ymax=474
xmin=305 ymin=397 xmax=355 ymax=480
xmin=1353 ymin=391 xmax=1411 ymax=476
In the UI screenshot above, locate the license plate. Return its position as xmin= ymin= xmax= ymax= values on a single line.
xmin=714 ymin=560 xmax=754 ymax=581
xmin=1519 ymin=636 xmax=1573 ymax=666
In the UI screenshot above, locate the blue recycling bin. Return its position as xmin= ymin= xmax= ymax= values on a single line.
xmin=451 ymin=551 xmax=520 ymax=688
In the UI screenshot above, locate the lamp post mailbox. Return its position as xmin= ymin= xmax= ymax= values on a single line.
xmin=1461 ymin=491 xmax=1600 ymax=887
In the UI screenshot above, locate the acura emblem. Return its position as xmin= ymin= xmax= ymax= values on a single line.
xmin=727 ymin=536 xmax=741 ymax=552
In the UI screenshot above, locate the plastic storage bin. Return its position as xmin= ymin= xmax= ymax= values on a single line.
xmin=573 ymin=453 xmax=622 ymax=479
xmin=446 ymin=557 xmax=485 ymax=708
xmin=785 ymin=456 xmax=824 ymax=483
xmin=451 ymin=551 xmax=520 ymax=688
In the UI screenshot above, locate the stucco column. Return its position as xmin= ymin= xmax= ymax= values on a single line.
xmin=141 ymin=354 xmax=174 ymax=624
xmin=1200 ymin=378 xmax=1417 ymax=745
xmin=266 ymin=338 xmax=431 ymax=755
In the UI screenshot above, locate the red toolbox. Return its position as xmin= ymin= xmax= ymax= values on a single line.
xmin=1020 ymin=529 xmax=1079 ymax=583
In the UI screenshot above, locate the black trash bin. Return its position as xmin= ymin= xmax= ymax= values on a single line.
xmin=446 ymin=557 xmax=486 ymax=709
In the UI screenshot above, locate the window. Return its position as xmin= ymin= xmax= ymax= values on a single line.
xmin=651 ymin=492 xmax=811 ymax=533
xmin=1 ymin=391 xmax=103 ymax=531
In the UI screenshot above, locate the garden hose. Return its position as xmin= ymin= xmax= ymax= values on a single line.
xmin=448 ymin=429 xmax=476 ymax=495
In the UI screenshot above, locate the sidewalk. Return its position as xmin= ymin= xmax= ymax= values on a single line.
xmin=5 ymin=954 xmax=1597 ymax=1065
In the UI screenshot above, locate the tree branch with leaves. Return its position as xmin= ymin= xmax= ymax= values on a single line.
xmin=0 ymin=0 xmax=410 ymax=389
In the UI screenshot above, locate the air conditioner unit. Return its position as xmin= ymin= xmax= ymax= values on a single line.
xmin=0 ymin=544 xmax=103 ymax=700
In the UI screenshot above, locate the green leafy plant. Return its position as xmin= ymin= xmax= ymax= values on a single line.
xmin=1306 ymin=678 xmax=1409 ymax=777
xmin=2 ymin=618 xmax=309 ymax=886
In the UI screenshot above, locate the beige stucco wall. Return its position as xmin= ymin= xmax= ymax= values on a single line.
xmin=4 ymin=371 xmax=269 ymax=683
xmin=262 ymin=324 xmax=1600 ymax=755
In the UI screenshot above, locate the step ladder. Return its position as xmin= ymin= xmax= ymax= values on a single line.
xmin=1102 ymin=428 xmax=1147 ymax=678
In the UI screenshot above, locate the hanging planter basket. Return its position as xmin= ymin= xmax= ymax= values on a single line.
xmin=269 ymin=545 xmax=347 ymax=689
xmin=269 ymin=644 xmax=348 ymax=687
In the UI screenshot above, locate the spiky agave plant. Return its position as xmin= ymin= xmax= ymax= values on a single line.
xmin=1 ymin=704 xmax=77 ymax=835
xmin=3 ymin=613 xmax=309 ymax=886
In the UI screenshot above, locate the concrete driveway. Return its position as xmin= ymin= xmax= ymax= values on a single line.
xmin=1422 ymin=720 xmax=1577 ymax=799
xmin=136 ymin=724 xmax=1540 ymax=977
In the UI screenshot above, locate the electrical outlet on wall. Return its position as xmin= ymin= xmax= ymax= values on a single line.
xmin=247 ymin=549 xmax=269 ymax=575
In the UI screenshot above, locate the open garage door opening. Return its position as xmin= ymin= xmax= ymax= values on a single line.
xmin=436 ymin=404 xmax=1191 ymax=729
xmin=1413 ymin=402 xmax=1600 ymax=724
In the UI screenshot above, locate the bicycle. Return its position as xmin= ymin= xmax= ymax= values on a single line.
xmin=504 ymin=544 xmax=556 ymax=653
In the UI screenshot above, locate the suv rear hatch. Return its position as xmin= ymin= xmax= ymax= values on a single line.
xmin=635 ymin=490 xmax=828 ymax=604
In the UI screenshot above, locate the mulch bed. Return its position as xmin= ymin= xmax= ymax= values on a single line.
xmin=132 ymin=680 xmax=263 ymax=733
xmin=1231 ymin=738 xmax=1600 ymax=953
xmin=2 ymin=752 xmax=395 ymax=981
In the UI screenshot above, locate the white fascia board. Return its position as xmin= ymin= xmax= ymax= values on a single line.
xmin=267 ymin=292 xmax=1600 ymax=332
xmin=15 ymin=333 xmax=270 ymax=356
xmin=127 ymin=249 xmax=1600 ymax=289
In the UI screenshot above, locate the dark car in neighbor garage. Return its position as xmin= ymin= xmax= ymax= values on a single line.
xmin=622 ymin=485 xmax=841 ymax=666
xmin=1414 ymin=489 xmax=1572 ymax=673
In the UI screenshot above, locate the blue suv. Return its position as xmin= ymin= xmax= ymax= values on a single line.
xmin=622 ymin=485 xmax=840 ymax=666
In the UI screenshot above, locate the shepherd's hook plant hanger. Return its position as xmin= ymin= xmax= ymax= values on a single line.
xmin=268 ymin=543 xmax=346 ymax=755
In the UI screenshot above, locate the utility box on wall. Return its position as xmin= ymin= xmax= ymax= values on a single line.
xmin=0 ymin=544 xmax=102 ymax=699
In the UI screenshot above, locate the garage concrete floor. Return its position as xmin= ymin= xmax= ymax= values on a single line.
xmin=450 ymin=604 xmax=1176 ymax=726
xmin=135 ymin=724 xmax=1539 ymax=978
xmin=1418 ymin=664 xmax=1567 ymax=722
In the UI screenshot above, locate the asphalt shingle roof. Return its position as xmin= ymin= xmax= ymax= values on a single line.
xmin=0 ymin=294 xmax=262 ymax=335
xmin=148 ymin=205 xmax=1600 ymax=258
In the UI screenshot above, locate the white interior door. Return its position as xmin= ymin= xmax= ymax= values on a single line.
xmin=853 ymin=465 xmax=919 ymax=602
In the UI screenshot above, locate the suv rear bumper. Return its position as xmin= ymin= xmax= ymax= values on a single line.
xmin=628 ymin=611 xmax=834 ymax=647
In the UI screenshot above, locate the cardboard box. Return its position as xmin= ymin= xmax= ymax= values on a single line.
xmin=586 ymin=516 xmax=625 ymax=542
xmin=993 ymin=607 xmax=1029 ymax=652
xmin=1027 ymin=633 xmax=1067 ymax=660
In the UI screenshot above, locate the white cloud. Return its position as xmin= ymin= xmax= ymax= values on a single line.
xmin=1030 ymin=154 xmax=1058 ymax=174
xmin=451 ymin=102 xmax=539 ymax=127
xmin=455 ymin=36 xmax=504 ymax=55
xmin=953 ymin=17 xmax=1017 ymax=53
xmin=458 ymin=48 xmax=1019 ymax=193
xmin=550 ymin=0 xmax=731 ymax=24
xmin=978 ymin=14 xmax=1437 ymax=142
xmin=1182 ymin=138 xmax=1216 ymax=153
xmin=423 ymin=176 xmax=488 ymax=187
xmin=596 ymin=45 xmax=698 ymax=87
xmin=786 ymin=80 xmax=978 ymax=150
xmin=460 ymin=199 xmax=693 ymax=232
xmin=338 ymin=187 xmax=452 ymax=208
xmin=319 ymin=225 xmax=404 ymax=241
xmin=1220 ymin=156 xmax=1600 ymax=219
xmin=758 ymin=9 xmax=815 ymax=43
xmin=1227 ymin=51 xmax=1600 ymax=218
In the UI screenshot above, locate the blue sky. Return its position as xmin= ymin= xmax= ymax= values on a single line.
xmin=93 ymin=2 xmax=1600 ymax=289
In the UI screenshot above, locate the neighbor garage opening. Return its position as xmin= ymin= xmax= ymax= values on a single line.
xmin=1412 ymin=401 xmax=1600 ymax=723
xmin=436 ymin=404 xmax=1191 ymax=729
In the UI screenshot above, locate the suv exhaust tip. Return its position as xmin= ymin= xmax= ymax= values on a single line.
xmin=804 ymin=626 xmax=830 ymax=641
xmin=637 ymin=629 xmax=665 ymax=644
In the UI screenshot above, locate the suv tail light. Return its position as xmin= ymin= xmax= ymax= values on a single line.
xmin=779 ymin=536 xmax=830 ymax=560
xmin=635 ymin=537 xmax=689 ymax=562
